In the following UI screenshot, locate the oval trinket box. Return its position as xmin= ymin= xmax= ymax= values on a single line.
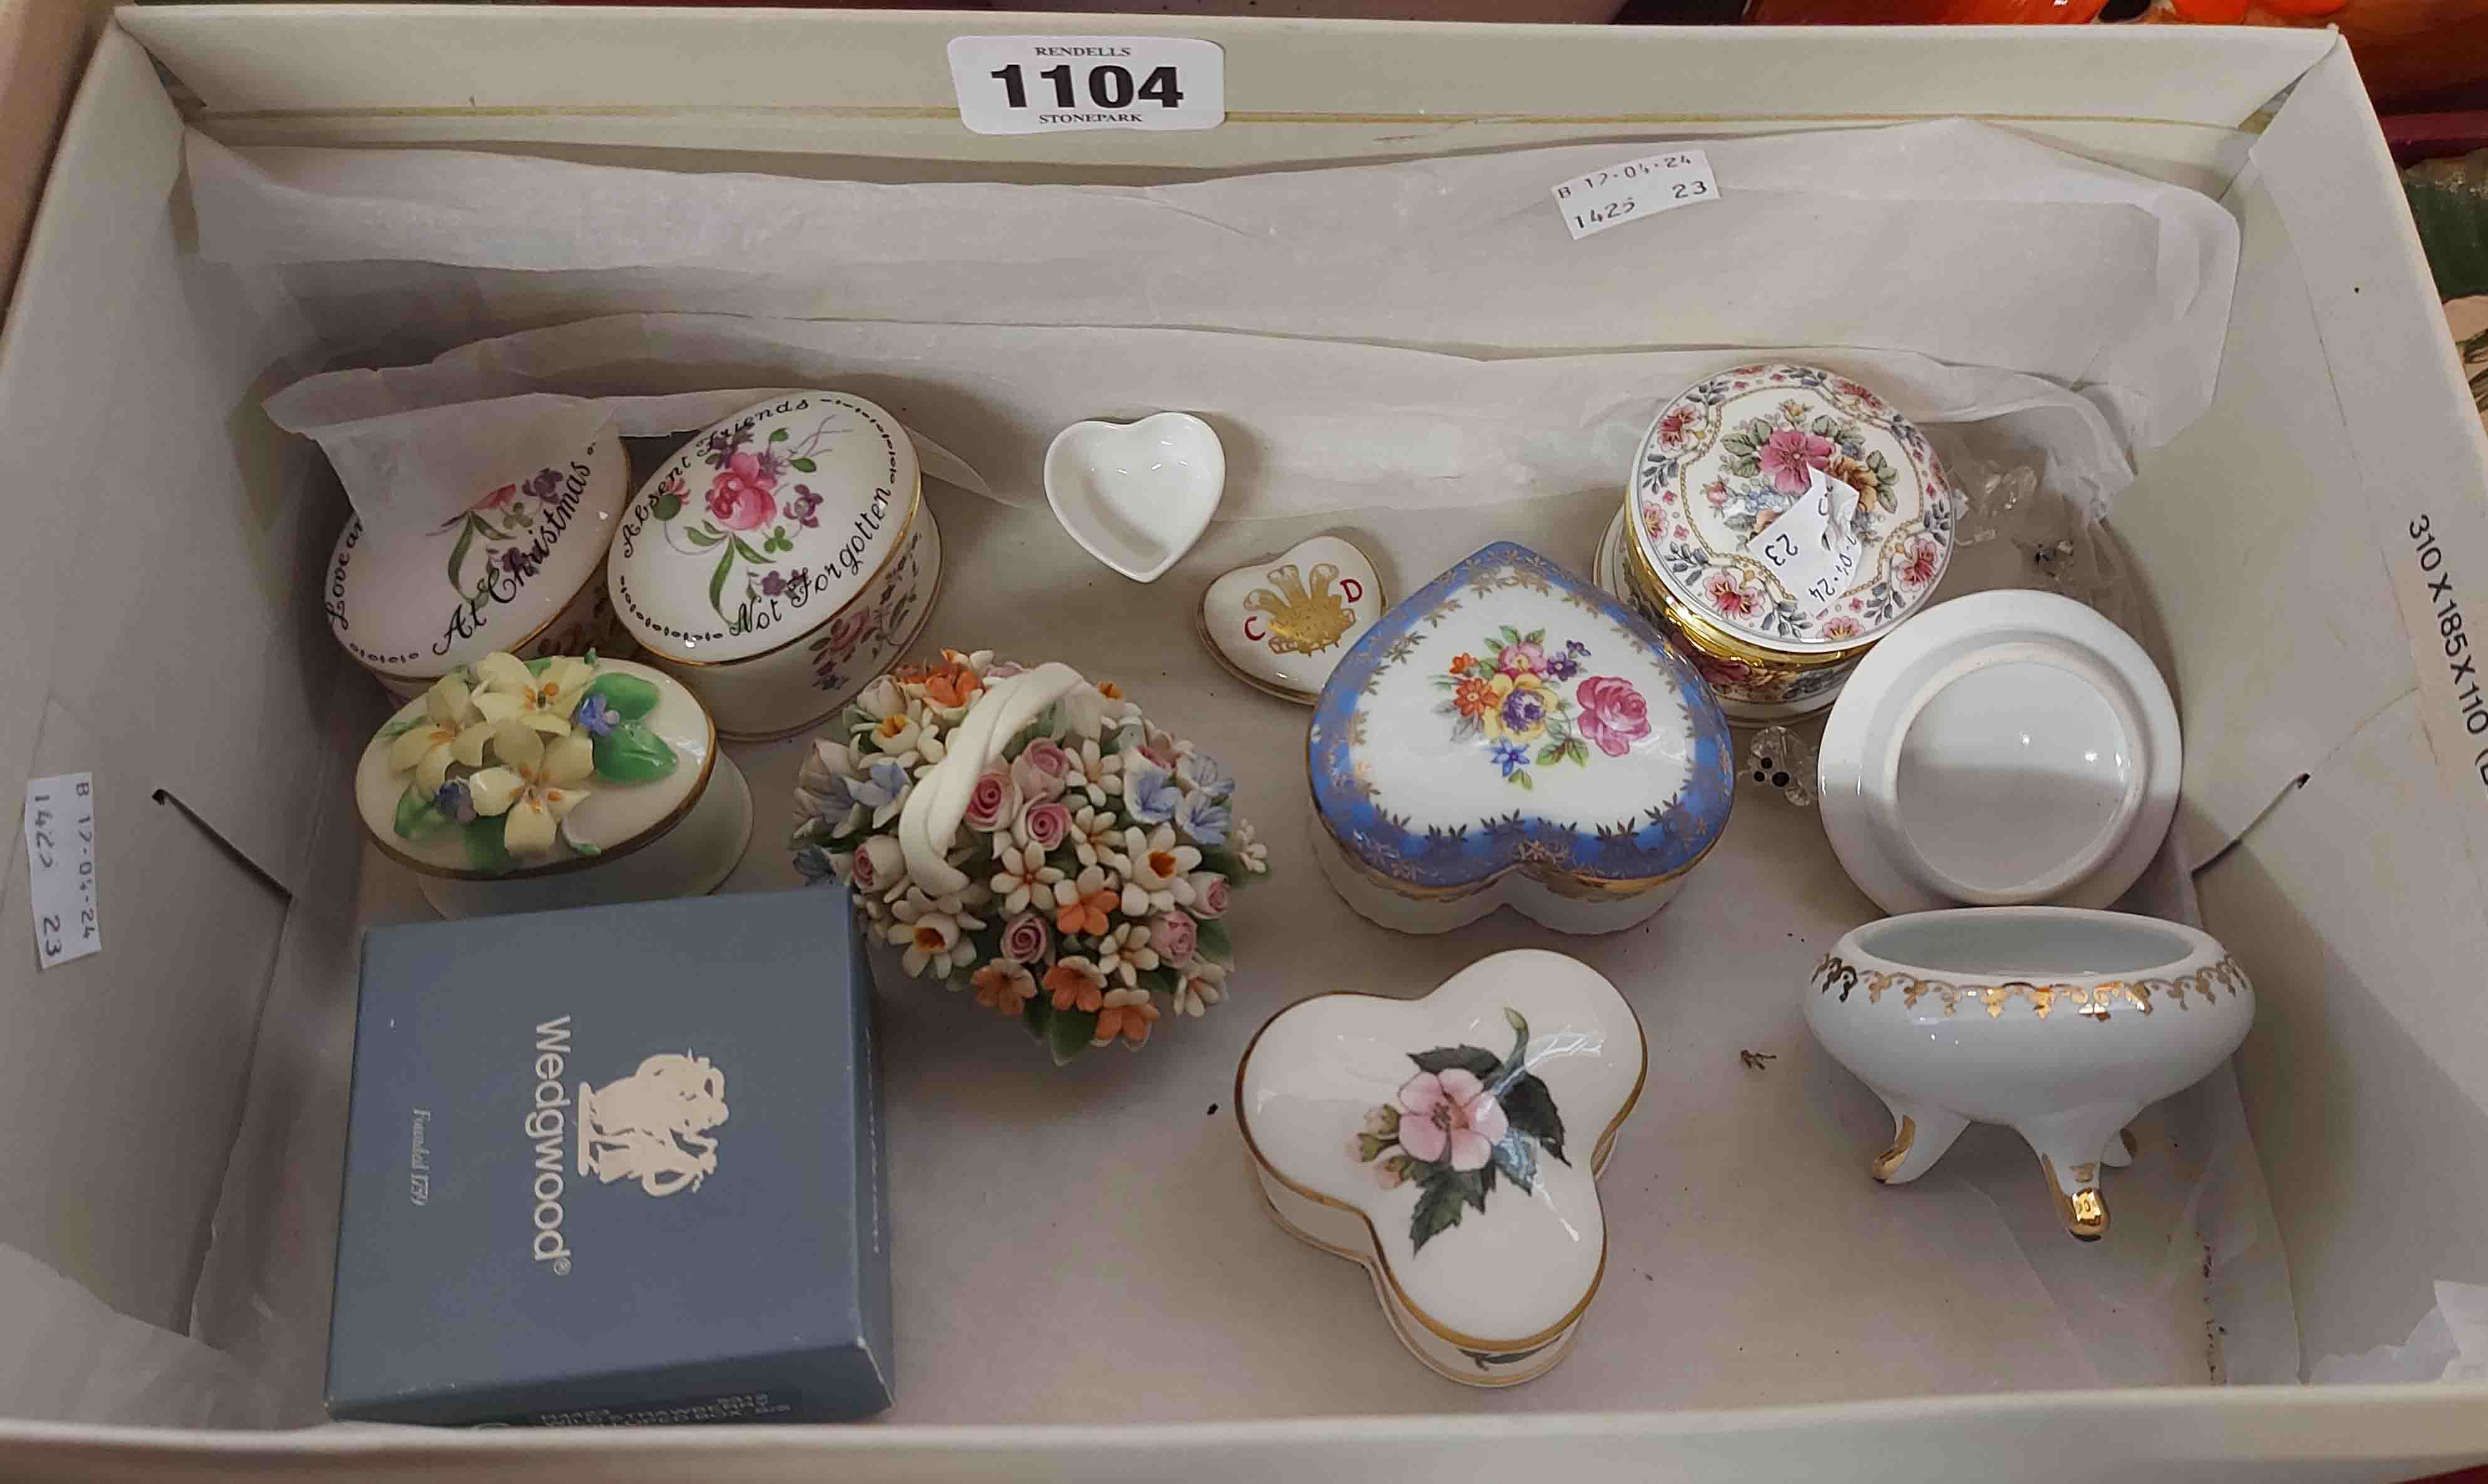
xmin=324 ymin=435 xmax=631 ymax=700
xmin=1310 ymin=541 xmax=1733 ymax=935
xmin=1235 ymin=949 xmax=1644 ymax=1386
xmin=608 ymin=393 xmax=944 ymax=741
xmin=1621 ymin=363 xmax=1961 ymax=722
xmin=354 ymin=652 xmax=752 ymax=920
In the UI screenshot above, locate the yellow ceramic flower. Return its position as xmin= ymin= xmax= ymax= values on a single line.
xmin=385 ymin=673 xmax=481 ymax=795
xmin=470 ymin=652 xmax=596 ymax=739
xmin=465 ymin=723 xmax=595 ymax=853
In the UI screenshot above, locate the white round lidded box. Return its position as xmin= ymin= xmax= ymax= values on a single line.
xmin=324 ymin=435 xmax=631 ymax=700
xmin=608 ymin=393 xmax=944 ymax=741
xmin=1618 ymin=362 xmax=1960 ymax=722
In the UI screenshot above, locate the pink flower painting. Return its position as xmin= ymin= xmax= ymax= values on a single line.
xmin=1574 ymin=676 xmax=1653 ymax=758
xmin=706 ymin=451 xmax=780 ymax=532
xmin=1395 ymin=1069 xmax=1507 ymax=1173
xmin=1758 ymin=428 xmax=1836 ymax=497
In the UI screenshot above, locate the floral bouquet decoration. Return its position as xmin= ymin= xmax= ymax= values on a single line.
xmin=791 ymin=650 xmax=1269 ymax=1064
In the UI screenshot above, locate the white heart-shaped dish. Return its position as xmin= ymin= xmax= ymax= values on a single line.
xmin=1235 ymin=950 xmax=1644 ymax=1386
xmin=1198 ymin=534 xmax=1386 ymax=704
xmin=1043 ymin=413 xmax=1226 ymax=584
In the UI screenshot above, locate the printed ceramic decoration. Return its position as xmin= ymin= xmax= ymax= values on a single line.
xmin=790 ymin=649 xmax=1270 ymax=1066
xmin=1624 ymin=363 xmax=1960 ymax=721
xmin=1043 ymin=413 xmax=1225 ymax=583
xmin=355 ymin=652 xmax=751 ymax=920
xmin=326 ymin=435 xmax=631 ymax=700
xmin=1805 ymin=907 xmax=2252 ymax=1241
xmin=1310 ymin=541 xmax=1733 ymax=935
xmin=608 ymin=393 xmax=943 ymax=741
xmin=1235 ymin=949 xmax=1644 ymax=1386
xmin=1199 ymin=534 xmax=1386 ymax=703
xmin=1817 ymin=590 xmax=2180 ymax=914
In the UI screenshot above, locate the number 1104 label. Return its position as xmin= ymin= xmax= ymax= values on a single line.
xmin=948 ymin=36 xmax=1225 ymax=136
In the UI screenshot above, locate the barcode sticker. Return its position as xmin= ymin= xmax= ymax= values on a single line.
xmin=1552 ymin=150 xmax=1719 ymax=242
xmin=1747 ymin=467 xmax=1862 ymax=615
xmin=23 ymin=773 xmax=100 ymax=969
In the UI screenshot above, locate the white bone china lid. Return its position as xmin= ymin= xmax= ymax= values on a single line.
xmin=324 ymin=435 xmax=627 ymax=681
xmin=610 ymin=392 xmax=921 ymax=666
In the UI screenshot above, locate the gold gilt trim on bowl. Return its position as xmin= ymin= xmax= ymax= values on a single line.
xmin=1811 ymin=953 xmax=2252 ymax=1020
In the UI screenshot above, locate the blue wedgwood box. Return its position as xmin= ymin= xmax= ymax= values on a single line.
xmin=328 ymin=887 xmax=892 ymax=1426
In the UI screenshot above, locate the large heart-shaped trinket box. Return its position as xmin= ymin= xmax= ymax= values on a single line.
xmin=1234 ymin=950 xmax=1644 ymax=1386
xmin=1310 ymin=541 xmax=1734 ymax=934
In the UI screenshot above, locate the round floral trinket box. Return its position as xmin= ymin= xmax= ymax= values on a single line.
xmin=608 ymin=393 xmax=944 ymax=742
xmin=1623 ymin=363 xmax=1960 ymax=721
xmin=1234 ymin=949 xmax=1645 ymax=1386
xmin=324 ymin=435 xmax=631 ymax=700
xmin=1310 ymin=541 xmax=1734 ymax=935
xmin=356 ymin=651 xmax=751 ymax=920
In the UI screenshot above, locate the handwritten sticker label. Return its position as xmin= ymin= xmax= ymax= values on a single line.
xmin=1552 ymin=150 xmax=1718 ymax=242
xmin=23 ymin=772 xmax=99 ymax=969
xmin=948 ymin=36 xmax=1224 ymax=136
xmin=1748 ymin=467 xmax=1862 ymax=615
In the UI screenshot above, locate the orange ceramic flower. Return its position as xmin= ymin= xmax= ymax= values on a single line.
xmin=1044 ymin=960 xmax=1106 ymax=1014
xmin=971 ymin=961 xmax=1036 ymax=1016
xmin=1097 ymin=681 xmax=1124 ymax=700
xmin=921 ymin=664 xmax=983 ymax=709
xmin=1055 ymin=887 xmax=1116 ymax=937
xmin=1095 ymin=992 xmax=1159 ymax=1047
xmin=1447 ymin=652 xmax=1478 ymax=676
xmin=1453 ymin=678 xmax=1498 ymax=719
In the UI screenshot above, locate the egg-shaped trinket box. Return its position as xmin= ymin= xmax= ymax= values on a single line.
xmin=1310 ymin=541 xmax=1733 ymax=935
xmin=355 ymin=652 xmax=752 ymax=919
xmin=1619 ymin=363 xmax=1960 ymax=722
xmin=608 ymin=393 xmax=944 ymax=741
xmin=1235 ymin=949 xmax=1644 ymax=1386
xmin=1804 ymin=907 xmax=2253 ymax=1241
xmin=324 ymin=435 xmax=631 ymax=700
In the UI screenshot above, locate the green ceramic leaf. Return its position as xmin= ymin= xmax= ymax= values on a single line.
xmin=573 ymin=841 xmax=602 ymax=856
xmin=584 ymin=671 xmax=661 ymax=721
xmin=1195 ymin=917 xmax=1234 ymax=962
xmin=1408 ymin=1044 xmax=1499 ymax=1080
xmin=731 ymin=536 xmax=770 ymax=565
xmin=790 ymin=456 xmax=818 ymax=473
xmin=708 ymin=548 xmax=735 ymax=616
xmin=1409 ymin=1175 xmax=1465 ymax=1253
xmin=445 ymin=519 xmax=477 ymax=589
xmin=1450 ymin=1164 xmax=1491 ymax=1211
xmin=1513 ymin=770 xmax=1535 ymax=791
xmin=392 ymin=782 xmax=440 ymax=840
xmin=1498 ymin=1072 xmax=1569 ymax=1165
xmin=651 ymin=492 xmax=683 ymax=521
xmin=1047 ymin=1006 xmax=1099 ymax=1065
xmin=686 ymin=526 xmax=724 ymax=547
xmin=1022 ymin=995 xmax=1053 ymax=1041
xmin=376 ymin=714 xmax=422 ymax=741
xmin=1137 ymin=963 xmax=1180 ymax=996
xmin=1536 ymin=741 xmax=1566 ymax=766
xmin=769 ymin=426 xmax=790 ymax=442
xmin=1197 ymin=848 xmax=1243 ymax=878
xmin=462 ymin=813 xmax=515 ymax=875
xmin=525 ymin=656 xmax=556 ymax=674
xmin=594 ymin=719 xmax=679 ymax=784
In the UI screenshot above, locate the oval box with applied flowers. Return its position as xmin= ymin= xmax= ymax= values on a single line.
xmin=608 ymin=393 xmax=943 ymax=742
xmin=356 ymin=650 xmax=751 ymax=920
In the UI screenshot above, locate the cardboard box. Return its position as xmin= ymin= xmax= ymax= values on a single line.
xmin=3 ymin=7 xmax=2487 ymax=1480
xmin=330 ymin=889 xmax=892 ymax=1426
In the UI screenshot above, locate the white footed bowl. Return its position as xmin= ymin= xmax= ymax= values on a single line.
xmin=1803 ymin=907 xmax=2253 ymax=1241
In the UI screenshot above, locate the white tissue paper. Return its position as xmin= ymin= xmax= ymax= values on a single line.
xmin=197 ymin=118 xmax=2236 ymax=537
xmin=2313 ymin=1283 xmax=2488 ymax=1384
xmin=0 ymin=1244 xmax=275 ymax=1428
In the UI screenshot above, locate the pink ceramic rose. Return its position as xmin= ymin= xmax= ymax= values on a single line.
xmin=1149 ymin=909 xmax=1199 ymax=967
xmin=999 ymin=911 xmax=1052 ymax=966
xmin=1758 ymin=427 xmax=1835 ymax=496
xmin=705 ymin=451 xmax=779 ymax=531
xmin=1011 ymin=738 xmax=1071 ymax=803
xmin=1185 ymin=871 xmax=1231 ymax=920
xmin=964 ymin=766 xmax=1020 ymax=833
xmin=1575 ymin=676 xmax=1653 ymax=758
xmin=1018 ymin=799 xmax=1071 ymax=853
xmin=1395 ymin=1069 xmax=1507 ymax=1173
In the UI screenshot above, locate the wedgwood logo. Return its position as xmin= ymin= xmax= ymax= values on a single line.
xmin=528 ymin=1017 xmax=731 ymax=1276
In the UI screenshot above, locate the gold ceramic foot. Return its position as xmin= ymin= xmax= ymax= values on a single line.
xmin=1871 ymin=1116 xmax=1917 ymax=1183
xmin=2038 ymin=1154 xmax=2110 ymax=1241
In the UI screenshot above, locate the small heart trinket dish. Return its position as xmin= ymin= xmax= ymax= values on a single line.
xmin=1044 ymin=412 xmax=1225 ymax=583
xmin=1311 ymin=541 xmax=1735 ymax=935
xmin=1198 ymin=534 xmax=1386 ymax=703
xmin=1236 ymin=949 xmax=1644 ymax=1386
